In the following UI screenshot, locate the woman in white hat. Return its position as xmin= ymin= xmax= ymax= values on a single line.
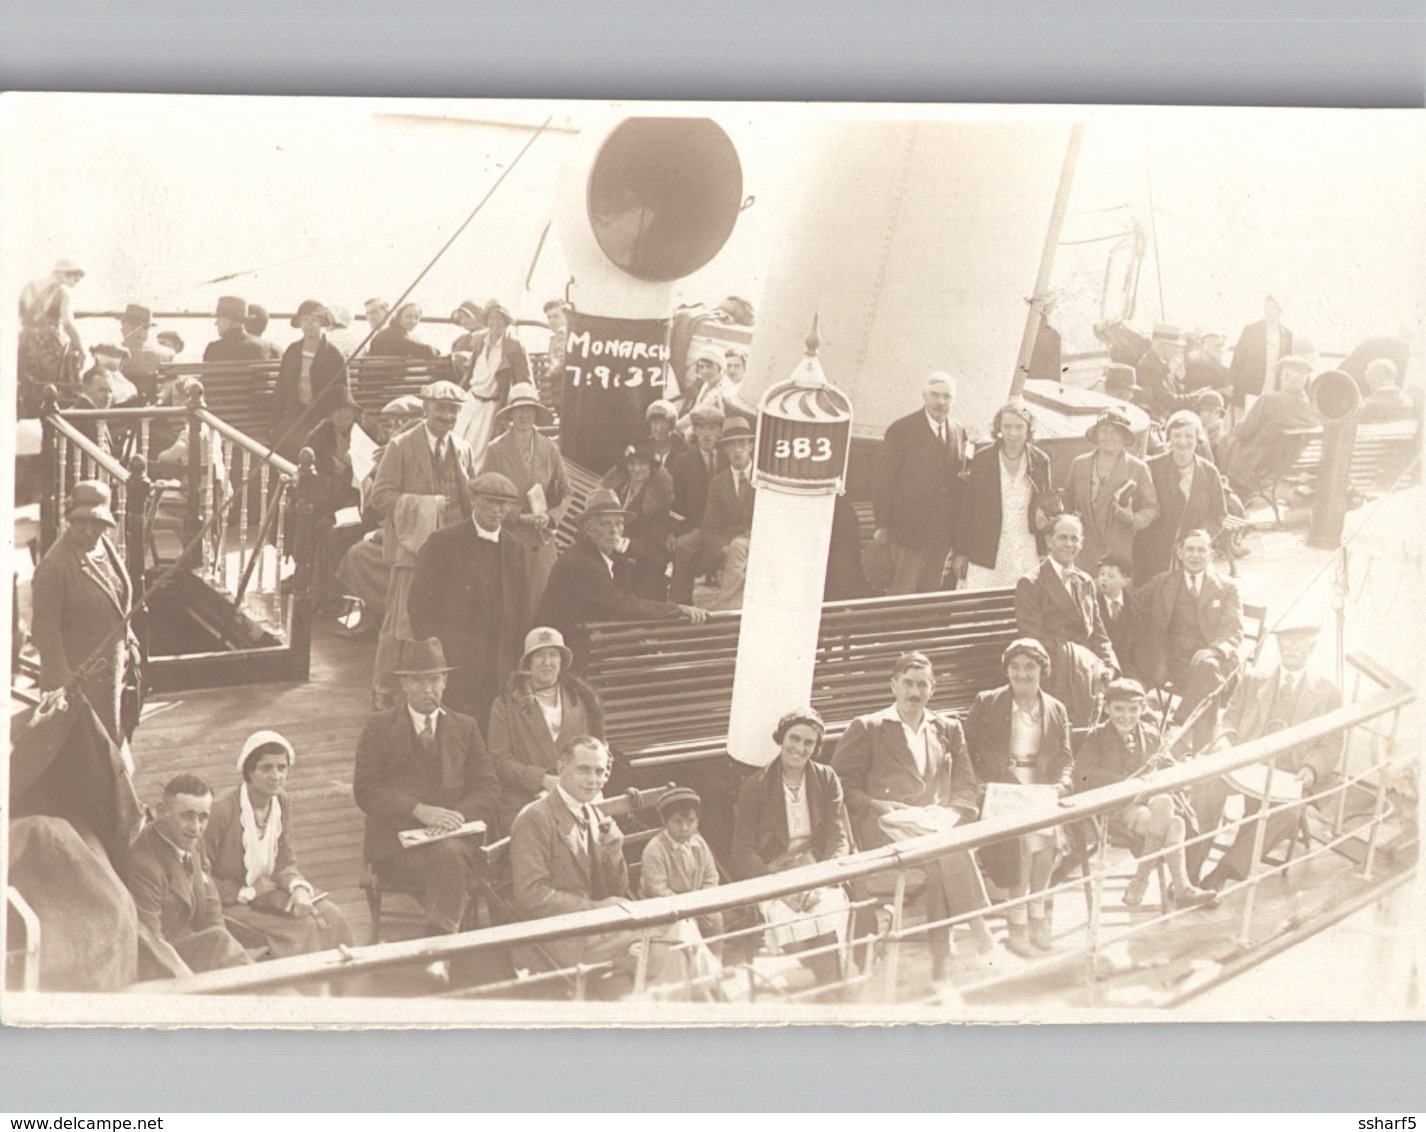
xmin=487 ymin=627 xmax=607 ymax=832
xmin=456 ymin=300 xmax=530 ymax=461
xmin=479 ymin=381 xmax=568 ymax=606
xmin=204 ymin=730 xmax=353 ymax=959
xmin=19 ymin=258 xmax=86 ymax=394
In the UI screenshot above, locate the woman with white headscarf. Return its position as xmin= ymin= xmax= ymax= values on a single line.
xmin=204 ymin=731 xmax=353 ymax=959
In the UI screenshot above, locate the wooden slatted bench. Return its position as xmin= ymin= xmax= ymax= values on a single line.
xmin=584 ymin=587 xmax=1019 ymax=771
xmin=1252 ymin=418 xmax=1420 ymax=523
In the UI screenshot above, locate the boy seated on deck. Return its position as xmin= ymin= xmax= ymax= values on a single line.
xmin=640 ymin=787 xmax=725 ymax=954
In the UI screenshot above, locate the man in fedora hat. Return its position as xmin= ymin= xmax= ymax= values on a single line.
xmin=117 ymin=302 xmax=173 ymax=404
xmin=367 ymin=380 xmax=478 ymax=709
xmin=31 ymin=480 xmax=139 ymax=745
xmin=353 ymin=637 xmax=499 ymax=939
xmin=536 ymin=488 xmax=708 ymax=671
xmin=272 ymin=298 xmax=350 ymax=459
xmin=203 ymin=295 xmax=271 ymax=363
xmin=1194 ymin=622 xmax=1343 ymax=890
xmin=1135 ymin=322 xmax=1195 ymax=422
xmin=409 ymin=471 xmax=533 ymax=727
xmin=671 ymin=416 xmax=757 ymax=609
xmin=872 ymin=371 xmax=971 ymax=594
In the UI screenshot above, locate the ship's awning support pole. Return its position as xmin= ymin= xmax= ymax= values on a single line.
xmin=1009 ymin=122 xmax=1084 ymax=401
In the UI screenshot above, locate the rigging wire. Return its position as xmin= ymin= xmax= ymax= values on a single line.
xmin=39 ymin=115 xmax=556 ymax=707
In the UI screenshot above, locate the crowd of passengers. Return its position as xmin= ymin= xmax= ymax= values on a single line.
xmin=21 ymin=267 xmax=1384 ymax=993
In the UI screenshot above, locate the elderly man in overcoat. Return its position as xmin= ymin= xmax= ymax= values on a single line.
xmin=31 ymin=480 xmax=138 ymax=745
xmin=409 ymin=472 xmax=533 ymax=728
xmin=872 ymin=371 xmax=969 ymax=594
xmin=367 ymin=380 xmax=477 ymax=709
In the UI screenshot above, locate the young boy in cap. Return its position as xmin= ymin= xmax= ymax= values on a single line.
xmin=640 ymin=786 xmax=724 ymax=949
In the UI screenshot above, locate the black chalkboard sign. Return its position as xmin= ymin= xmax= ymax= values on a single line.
xmin=557 ymin=310 xmax=671 ymax=473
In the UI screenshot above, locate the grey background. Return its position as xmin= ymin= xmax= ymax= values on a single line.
xmin=2 ymin=0 xmax=1424 ymax=1112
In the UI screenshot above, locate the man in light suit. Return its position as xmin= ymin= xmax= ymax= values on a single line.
xmin=1131 ymin=528 xmax=1244 ymax=752
xmin=670 ymin=417 xmax=757 ymax=609
xmin=123 ymin=774 xmax=251 ymax=976
xmin=1195 ymin=624 xmax=1344 ymax=889
xmin=510 ymin=736 xmax=673 ymax=976
xmin=353 ymin=638 xmax=498 ymax=944
xmin=831 ymin=652 xmax=996 ymax=977
xmin=367 ymin=380 xmax=477 ymax=709
xmin=31 ymin=480 xmax=138 ymax=746
xmin=1015 ymin=513 xmax=1119 ymax=726
xmin=872 ymin=371 xmax=970 ymax=594
xmin=408 ymin=472 xmax=533 ymax=728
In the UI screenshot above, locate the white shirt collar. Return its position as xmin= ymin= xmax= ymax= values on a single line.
xmin=1049 ymin=557 xmax=1072 ymax=584
xmin=155 ymin=827 xmax=192 ymax=864
xmin=925 ymin=410 xmax=948 ymax=437
xmin=598 ymin=550 xmax=616 ymax=576
xmin=406 ymin=704 xmax=443 ymax=735
xmin=424 ymin=425 xmax=447 ymax=454
xmin=554 ymin=783 xmax=593 ymax=822
xmin=472 ymin=521 xmax=501 ymax=544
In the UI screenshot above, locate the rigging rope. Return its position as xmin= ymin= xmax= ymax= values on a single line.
xmin=40 ymin=115 xmax=555 ymax=705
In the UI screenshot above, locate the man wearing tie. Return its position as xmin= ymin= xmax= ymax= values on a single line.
xmin=510 ymin=735 xmax=676 ymax=978
xmin=353 ymin=637 xmax=499 ymax=941
xmin=123 ymin=774 xmax=252 ymax=976
xmin=366 ymin=381 xmax=478 ymax=709
xmin=872 ymin=371 xmax=970 ymax=594
xmin=1195 ymin=624 xmax=1344 ymax=890
xmin=667 ymin=403 xmax=724 ymax=543
xmin=670 ymin=417 xmax=757 ymax=609
xmin=1131 ymin=528 xmax=1244 ymax=751
xmin=1014 ymin=513 xmax=1119 ymax=726
xmin=1095 ymin=554 xmax=1139 ymax=680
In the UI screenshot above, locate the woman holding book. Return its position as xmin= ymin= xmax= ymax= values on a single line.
xmin=205 ymin=731 xmax=353 ymax=959
xmin=1060 ymin=408 xmax=1158 ymax=575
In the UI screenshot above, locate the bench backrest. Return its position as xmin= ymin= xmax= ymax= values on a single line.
xmin=585 ymin=588 xmax=1019 ymax=766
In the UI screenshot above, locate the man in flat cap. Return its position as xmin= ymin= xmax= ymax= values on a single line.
xmin=203 ymin=295 xmax=270 ymax=362
xmin=1193 ymin=623 xmax=1344 ymax=890
xmin=409 ymin=471 xmax=533 ymax=728
xmin=1135 ymin=322 xmax=1195 ymax=422
xmin=670 ymin=417 xmax=757 ymax=609
xmin=536 ymin=488 xmax=707 ymax=671
xmin=668 ymin=402 xmax=724 ymax=540
xmin=367 ymin=381 xmax=478 ymax=709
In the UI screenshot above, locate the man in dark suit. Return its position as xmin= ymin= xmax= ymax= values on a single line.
xmin=353 ymin=637 xmax=499 ymax=944
xmin=1194 ymin=624 xmax=1344 ymax=889
xmin=1014 ymin=513 xmax=1118 ymax=726
xmin=872 ymin=372 xmax=969 ymax=594
xmin=667 ymin=403 xmax=723 ymax=537
xmin=123 ymin=774 xmax=251 ymax=976
xmin=1131 ymin=528 xmax=1244 ymax=752
xmin=1221 ymin=355 xmax=1320 ymax=496
xmin=1095 ymin=554 xmax=1139 ymax=681
xmin=831 ymin=652 xmax=996 ymax=976
xmin=671 ymin=417 xmax=756 ymax=608
xmin=536 ymin=488 xmax=708 ymax=672
xmin=409 ymin=472 xmax=533 ymax=728
xmin=202 ymin=294 xmax=271 ymax=362
xmin=31 ymin=481 xmax=138 ymax=746
xmin=1228 ymin=294 xmax=1294 ymax=410
xmin=1135 ymin=322 xmax=1195 ymax=421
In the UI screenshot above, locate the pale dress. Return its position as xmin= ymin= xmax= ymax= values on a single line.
xmin=963 ymin=454 xmax=1041 ymax=591
xmin=757 ymin=784 xmax=851 ymax=950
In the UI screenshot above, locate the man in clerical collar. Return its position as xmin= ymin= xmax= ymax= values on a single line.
xmin=1193 ymin=623 xmax=1345 ymax=890
xmin=123 ymin=774 xmax=251 ymax=976
xmin=408 ymin=472 xmax=533 ymax=727
xmin=1131 ymin=528 xmax=1244 ymax=753
xmin=353 ymin=637 xmax=499 ymax=951
xmin=367 ymin=380 xmax=478 ymax=710
xmin=1014 ymin=512 xmax=1118 ymax=726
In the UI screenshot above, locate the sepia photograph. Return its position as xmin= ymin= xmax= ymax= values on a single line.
xmin=2 ymin=93 xmax=1422 ymax=1026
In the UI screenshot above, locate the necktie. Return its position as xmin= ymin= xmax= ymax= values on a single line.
xmin=1188 ymin=574 xmax=1199 ymax=599
xmin=938 ymin=422 xmax=947 ymax=446
xmin=704 ymin=452 xmax=713 ymax=474
xmin=733 ymin=471 xmax=743 ymax=500
xmin=434 ymin=439 xmax=446 ymax=466
xmin=1109 ymin=598 xmax=1121 ymax=621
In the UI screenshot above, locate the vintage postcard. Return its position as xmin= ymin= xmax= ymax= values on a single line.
xmin=2 ymin=94 xmax=1421 ymax=1025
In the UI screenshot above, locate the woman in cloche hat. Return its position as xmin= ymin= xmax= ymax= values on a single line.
xmin=204 ymin=730 xmax=355 ymax=960
xmin=1061 ymin=406 xmax=1159 ymax=574
xmin=486 ymin=627 xmax=608 ymax=832
xmin=598 ymin=441 xmax=677 ymax=600
xmin=479 ymin=381 xmax=569 ymax=607
xmin=273 ymin=298 xmax=347 ymax=461
xmin=457 ymin=298 xmax=532 ymax=459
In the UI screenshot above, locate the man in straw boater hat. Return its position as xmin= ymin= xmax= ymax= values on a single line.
xmin=202 ymin=294 xmax=269 ymax=363
xmin=536 ymin=487 xmax=708 ymax=672
xmin=367 ymin=380 xmax=478 ymax=709
xmin=1192 ymin=621 xmax=1344 ymax=891
xmin=353 ymin=637 xmax=498 ymax=957
xmin=671 ymin=415 xmax=757 ymax=610
xmin=409 ymin=471 xmax=534 ymax=729
xmin=31 ymin=480 xmax=139 ymax=746
xmin=1134 ymin=321 xmax=1195 ymax=422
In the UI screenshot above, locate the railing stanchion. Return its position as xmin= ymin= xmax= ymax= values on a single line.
xmin=1085 ymin=817 xmax=1109 ymax=988
xmin=884 ymin=867 xmax=907 ymax=1004
xmin=633 ymin=927 xmax=652 ymax=995
xmin=1360 ymin=709 xmax=1398 ymax=881
xmin=1236 ymin=754 xmax=1279 ymax=947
